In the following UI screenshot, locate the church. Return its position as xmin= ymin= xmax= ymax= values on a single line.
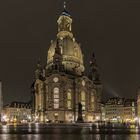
xmin=32 ymin=4 xmax=103 ymax=123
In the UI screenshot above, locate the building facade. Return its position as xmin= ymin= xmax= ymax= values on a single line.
xmin=3 ymin=102 xmax=32 ymax=124
xmin=105 ymin=97 xmax=124 ymax=122
xmin=105 ymin=97 xmax=136 ymax=123
xmin=33 ymin=6 xmax=102 ymax=123
xmin=137 ymin=88 xmax=140 ymax=119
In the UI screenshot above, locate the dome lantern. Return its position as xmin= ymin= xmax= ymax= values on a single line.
xmin=57 ymin=1 xmax=73 ymax=38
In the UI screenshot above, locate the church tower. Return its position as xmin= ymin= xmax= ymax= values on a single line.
xmin=89 ymin=52 xmax=101 ymax=83
xmin=88 ymin=53 xmax=103 ymax=118
xmin=33 ymin=2 xmax=102 ymax=123
xmin=57 ymin=2 xmax=72 ymax=35
xmin=52 ymin=39 xmax=64 ymax=72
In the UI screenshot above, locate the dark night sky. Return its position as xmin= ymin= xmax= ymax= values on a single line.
xmin=0 ymin=0 xmax=140 ymax=104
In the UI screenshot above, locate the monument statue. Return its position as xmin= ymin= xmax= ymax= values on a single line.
xmin=76 ymin=102 xmax=84 ymax=123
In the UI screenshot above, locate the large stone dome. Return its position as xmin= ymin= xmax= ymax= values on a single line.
xmin=46 ymin=9 xmax=85 ymax=75
xmin=47 ymin=36 xmax=84 ymax=74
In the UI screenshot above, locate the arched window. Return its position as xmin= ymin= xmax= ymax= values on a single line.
xmin=35 ymin=84 xmax=39 ymax=110
xmin=74 ymin=48 xmax=78 ymax=57
xmin=81 ymin=91 xmax=86 ymax=110
xmin=54 ymin=87 xmax=59 ymax=109
xmin=91 ymin=92 xmax=94 ymax=109
xmin=67 ymin=90 xmax=72 ymax=109
xmin=35 ymin=94 xmax=39 ymax=110
xmin=46 ymin=86 xmax=48 ymax=103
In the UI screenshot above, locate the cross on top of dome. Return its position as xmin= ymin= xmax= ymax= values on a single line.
xmin=64 ymin=1 xmax=66 ymax=10
xmin=61 ymin=1 xmax=70 ymax=17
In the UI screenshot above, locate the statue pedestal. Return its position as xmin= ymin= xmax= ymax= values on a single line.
xmin=76 ymin=102 xmax=84 ymax=123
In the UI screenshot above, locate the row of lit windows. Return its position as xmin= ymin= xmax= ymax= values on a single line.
xmin=54 ymin=87 xmax=59 ymax=109
xmin=80 ymin=91 xmax=85 ymax=110
xmin=67 ymin=91 xmax=72 ymax=109
xmin=80 ymin=91 xmax=95 ymax=110
xmin=106 ymin=109 xmax=118 ymax=111
xmin=36 ymin=85 xmax=95 ymax=110
xmin=53 ymin=88 xmax=72 ymax=109
xmin=106 ymin=112 xmax=122 ymax=114
xmin=53 ymin=88 xmax=95 ymax=110
xmin=39 ymin=86 xmax=95 ymax=110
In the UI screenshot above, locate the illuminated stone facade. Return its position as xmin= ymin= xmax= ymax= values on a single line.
xmin=105 ymin=97 xmax=136 ymax=122
xmin=33 ymin=6 xmax=102 ymax=123
xmin=137 ymin=88 xmax=140 ymax=119
xmin=3 ymin=102 xmax=32 ymax=123
xmin=105 ymin=97 xmax=124 ymax=122
xmin=123 ymin=99 xmax=136 ymax=122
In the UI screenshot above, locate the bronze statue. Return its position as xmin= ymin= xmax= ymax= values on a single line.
xmin=76 ymin=102 xmax=84 ymax=123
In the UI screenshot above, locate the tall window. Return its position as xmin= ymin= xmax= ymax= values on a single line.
xmin=35 ymin=94 xmax=39 ymax=110
xmin=81 ymin=91 xmax=86 ymax=110
xmin=74 ymin=48 xmax=78 ymax=57
xmin=35 ymin=84 xmax=39 ymax=110
xmin=91 ymin=93 xmax=94 ymax=109
xmin=37 ymin=84 xmax=42 ymax=110
xmin=46 ymin=86 xmax=48 ymax=102
xmin=39 ymin=94 xmax=43 ymax=110
xmin=67 ymin=90 xmax=72 ymax=109
xmin=54 ymin=87 xmax=59 ymax=109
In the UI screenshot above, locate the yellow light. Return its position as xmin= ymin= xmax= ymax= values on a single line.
xmin=96 ymin=116 xmax=100 ymax=120
xmin=2 ymin=115 xmax=8 ymax=122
